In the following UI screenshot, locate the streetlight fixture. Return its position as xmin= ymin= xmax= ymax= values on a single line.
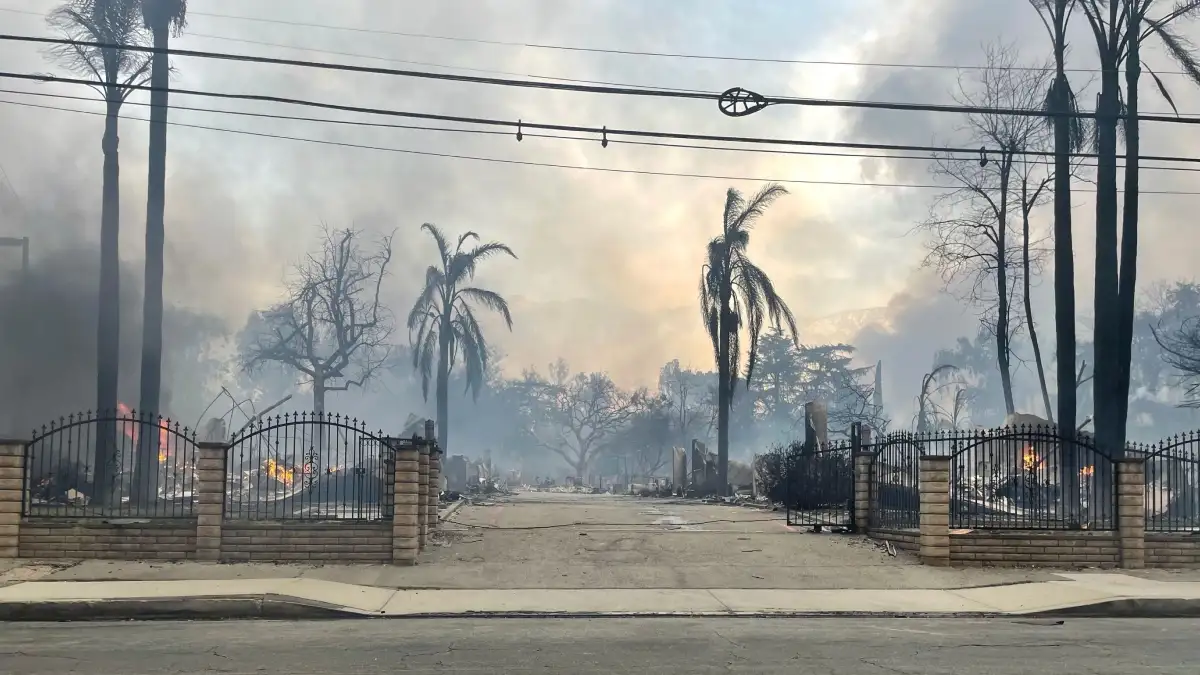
xmin=718 ymin=87 xmax=770 ymax=117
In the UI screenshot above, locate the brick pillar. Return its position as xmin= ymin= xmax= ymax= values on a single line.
xmin=393 ymin=443 xmax=421 ymax=565
xmin=194 ymin=442 xmax=227 ymax=562
xmin=428 ymin=449 xmax=442 ymax=532
xmin=918 ymin=455 xmax=951 ymax=566
xmin=0 ymin=440 xmax=23 ymax=559
xmin=851 ymin=424 xmax=874 ymax=533
xmin=418 ymin=444 xmax=430 ymax=550
xmin=1116 ymin=458 xmax=1146 ymax=570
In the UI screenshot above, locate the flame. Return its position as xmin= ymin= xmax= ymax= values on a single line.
xmin=117 ymin=402 xmax=170 ymax=463
xmin=1021 ymin=446 xmax=1043 ymax=471
xmin=263 ymin=458 xmax=295 ymax=486
xmin=1080 ymin=465 xmax=1095 ymax=477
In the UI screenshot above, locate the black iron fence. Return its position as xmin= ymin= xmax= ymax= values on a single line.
xmin=944 ymin=426 xmax=1117 ymax=530
xmin=869 ymin=433 xmax=920 ymax=529
xmin=1142 ymin=431 xmax=1200 ymax=532
xmin=784 ymin=440 xmax=854 ymax=529
xmin=225 ymin=412 xmax=399 ymax=521
xmin=23 ymin=409 xmax=198 ymax=518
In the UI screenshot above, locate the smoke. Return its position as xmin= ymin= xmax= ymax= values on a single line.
xmin=3 ymin=0 xmax=1200 ymax=445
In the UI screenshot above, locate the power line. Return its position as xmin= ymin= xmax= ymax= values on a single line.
xmin=5 ymin=86 xmax=1200 ymax=175
xmin=174 ymin=7 xmax=1200 ymax=78
xmin=3 ymin=95 xmax=1199 ymax=195
xmin=6 ymin=3 xmax=1200 ymax=79
xmin=1 ymin=33 xmax=1195 ymax=124
xmin=0 ymin=6 xmax=714 ymax=95
xmin=182 ymin=32 xmax=715 ymax=96
xmin=0 ymin=70 xmax=1159 ymax=162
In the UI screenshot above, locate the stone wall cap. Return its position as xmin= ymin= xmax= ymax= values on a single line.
xmin=0 ymin=437 xmax=28 ymax=445
xmin=197 ymin=441 xmax=230 ymax=450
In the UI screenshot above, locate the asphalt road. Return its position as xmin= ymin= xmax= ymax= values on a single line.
xmin=0 ymin=618 xmax=1193 ymax=674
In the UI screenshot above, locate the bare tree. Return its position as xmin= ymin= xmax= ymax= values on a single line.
xmin=1152 ymin=318 xmax=1200 ymax=407
xmin=657 ymin=360 xmax=712 ymax=446
xmin=241 ymin=226 xmax=395 ymax=415
xmin=914 ymin=364 xmax=964 ymax=432
xmin=530 ymin=361 xmax=645 ymax=478
xmin=919 ymin=43 xmax=1055 ymax=417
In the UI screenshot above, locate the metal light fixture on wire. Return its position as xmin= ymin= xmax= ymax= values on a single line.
xmin=718 ymin=87 xmax=770 ymax=117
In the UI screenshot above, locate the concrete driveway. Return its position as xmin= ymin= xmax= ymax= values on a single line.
xmin=414 ymin=491 xmax=1060 ymax=589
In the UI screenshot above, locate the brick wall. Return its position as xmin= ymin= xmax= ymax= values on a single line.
xmin=870 ymin=528 xmax=919 ymax=553
xmin=220 ymin=522 xmax=393 ymax=562
xmin=949 ymin=531 xmax=1119 ymax=567
xmin=19 ymin=519 xmax=197 ymax=559
xmin=1146 ymin=534 xmax=1200 ymax=568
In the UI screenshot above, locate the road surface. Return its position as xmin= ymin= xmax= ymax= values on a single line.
xmin=0 ymin=617 xmax=1192 ymax=673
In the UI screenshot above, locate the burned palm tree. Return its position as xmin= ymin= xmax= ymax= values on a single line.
xmin=1030 ymin=0 xmax=1088 ymax=443
xmin=700 ymin=183 xmax=798 ymax=494
xmin=132 ymin=0 xmax=187 ymax=507
xmin=45 ymin=0 xmax=151 ymax=505
xmin=1078 ymin=0 xmax=1200 ymax=462
xmin=408 ymin=224 xmax=517 ymax=454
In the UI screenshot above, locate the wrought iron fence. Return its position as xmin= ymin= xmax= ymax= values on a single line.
xmin=941 ymin=426 xmax=1116 ymax=530
xmin=869 ymin=433 xmax=921 ymax=529
xmin=225 ymin=412 xmax=397 ymax=521
xmin=784 ymin=440 xmax=854 ymax=529
xmin=23 ymin=409 xmax=198 ymax=518
xmin=1143 ymin=431 xmax=1200 ymax=532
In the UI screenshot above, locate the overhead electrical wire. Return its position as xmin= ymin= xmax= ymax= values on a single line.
xmin=4 ymin=85 xmax=1200 ymax=175
xmin=4 ymin=95 xmax=1200 ymax=196
xmin=0 ymin=4 xmax=713 ymax=95
xmin=172 ymin=7 xmax=1200 ymax=78
xmin=3 ymin=4 xmax=1194 ymax=77
xmin=1 ymin=33 xmax=1197 ymax=124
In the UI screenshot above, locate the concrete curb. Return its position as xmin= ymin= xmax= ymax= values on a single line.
xmin=0 ymin=595 xmax=370 ymax=622
xmin=1035 ymin=598 xmax=1200 ymax=618
xmin=5 ymin=597 xmax=1200 ymax=621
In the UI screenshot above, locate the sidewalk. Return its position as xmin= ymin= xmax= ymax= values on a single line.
xmin=2 ymin=572 xmax=1200 ymax=620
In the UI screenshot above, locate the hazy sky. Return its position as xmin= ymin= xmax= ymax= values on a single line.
xmin=2 ymin=0 xmax=1200 ymax=412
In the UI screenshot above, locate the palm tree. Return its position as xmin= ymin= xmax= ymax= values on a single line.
xmin=1030 ymin=0 xmax=1086 ymax=440
xmin=408 ymin=224 xmax=517 ymax=453
xmin=132 ymin=0 xmax=186 ymax=506
xmin=700 ymin=183 xmax=799 ymax=494
xmin=46 ymin=0 xmax=151 ymax=506
xmin=1078 ymin=0 xmax=1200 ymax=460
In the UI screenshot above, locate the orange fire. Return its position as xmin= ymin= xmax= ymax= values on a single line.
xmin=117 ymin=402 xmax=170 ymax=463
xmin=1021 ymin=446 xmax=1043 ymax=472
xmin=263 ymin=458 xmax=295 ymax=486
xmin=1080 ymin=465 xmax=1095 ymax=477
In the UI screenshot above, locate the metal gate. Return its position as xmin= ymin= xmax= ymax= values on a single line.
xmin=785 ymin=443 xmax=855 ymax=531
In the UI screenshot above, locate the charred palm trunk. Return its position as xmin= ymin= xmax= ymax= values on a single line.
xmin=436 ymin=309 xmax=451 ymax=453
xmin=716 ymin=275 xmax=732 ymax=497
xmin=1092 ymin=56 xmax=1122 ymax=466
xmin=93 ymin=92 xmax=122 ymax=507
xmin=1115 ymin=5 xmax=1141 ymax=461
xmin=1050 ymin=3 xmax=1079 ymax=522
xmin=133 ymin=26 xmax=171 ymax=507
